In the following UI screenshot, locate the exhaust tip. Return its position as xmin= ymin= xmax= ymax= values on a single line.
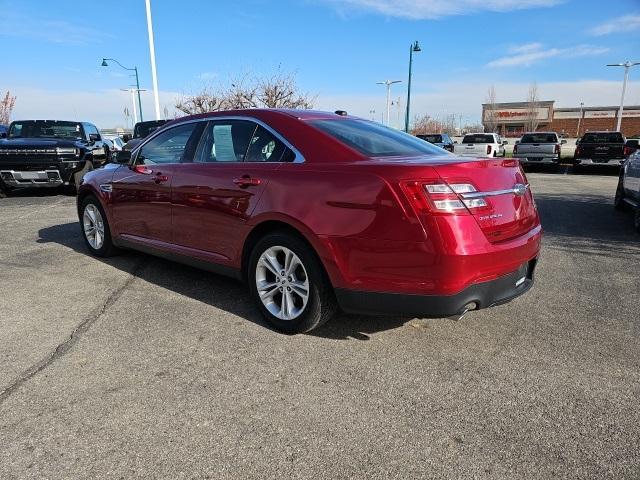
xmin=448 ymin=302 xmax=478 ymax=321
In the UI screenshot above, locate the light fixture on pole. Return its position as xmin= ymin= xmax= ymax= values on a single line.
xmin=404 ymin=40 xmax=421 ymax=133
xmin=102 ymin=58 xmax=144 ymax=122
xmin=376 ymin=80 xmax=402 ymax=127
xmin=121 ymin=88 xmax=147 ymax=124
xmin=606 ymin=61 xmax=639 ymax=132
xmin=145 ymin=0 xmax=162 ymax=120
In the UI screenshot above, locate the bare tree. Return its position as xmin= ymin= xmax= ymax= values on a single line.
xmin=410 ymin=113 xmax=458 ymax=136
xmin=0 ymin=91 xmax=17 ymax=125
xmin=175 ymin=69 xmax=315 ymax=115
xmin=526 ymin=82 xmax=540 ymax=132
xmin=484 ymin=85 xmax=498 ymax=133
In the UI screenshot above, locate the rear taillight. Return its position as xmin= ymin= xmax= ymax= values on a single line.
xmin=575 ymin=145 xmax=583 ymax=157
xmin=554 ymin=144 xmax=561 ymax=155
xmin=624 ymin=146 xmax=633 ymax=157
xmin=486 ymin=145 xmax=492 ymax=155
xmin=401 ymin=181 xmax=487 ymax=215
xmin=513 ymin=144 xmax=518 ymax=154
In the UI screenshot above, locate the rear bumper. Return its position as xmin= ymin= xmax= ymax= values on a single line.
xmin=574 ymin=158 xmax=624 ymax=166
xmin=515 ymin=155 xmax=560 ymax=164
xmin=336 ymin=258 xmax=537 ymax=317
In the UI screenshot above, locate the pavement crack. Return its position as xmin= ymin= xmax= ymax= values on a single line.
xmin=0 ymin=260 xmax=145 ymax=405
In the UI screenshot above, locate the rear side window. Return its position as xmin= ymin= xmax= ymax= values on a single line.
xmin=311 ymin=119 xmax=445 ymax=157
xmin=417 ymin=134 xmax=442 ymax=143
xmin=520 ymin=133 xmax=558 ymax=143
xmin=194 ymin=120 xmax=257 ymax=163
xmin=462 ymin=134 xmax=494 ymax=144
xmin=245 ymin=125 xmax=295 ymax=162
xmin=138 ymin=123 xmax=198 ymax=165
xmin=581 ymin=132 xmax=625 ymax=143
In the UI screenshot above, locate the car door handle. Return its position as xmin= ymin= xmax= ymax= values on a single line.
xmin=154 ymin=174 xmax=169 ymax=184
xmin=233 ymin=176 xmax=261 ymax=187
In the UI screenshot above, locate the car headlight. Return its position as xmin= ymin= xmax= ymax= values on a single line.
xmin=56 ymin=147 xmax=81 ymax=158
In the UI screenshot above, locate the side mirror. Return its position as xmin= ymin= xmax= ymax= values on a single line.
xmin=453 ymin=140 xmax=458 ymax=144
xmin=89 ymin=133 xmax=100 ymax=143
xmin=502 ymin=140 xmax=509 ymax=145
xmin=113 ymin=150 xmax=132 ymax=164
xmin=561 ymin=139 xmax=567 ymax=145
xmin=515 ymin=140 xmax=520 ymax=144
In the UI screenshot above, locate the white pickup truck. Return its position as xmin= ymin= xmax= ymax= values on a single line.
xmin=453 ymin=133 xmax=507 ymax=158
xmin=512 ymin=132 xmax=565 ymax=167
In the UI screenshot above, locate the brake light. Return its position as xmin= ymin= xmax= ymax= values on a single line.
xmin=554 ymin=144 xmax=561 ymax=155
xmin=513 ymin=144 xmax=518 ymax=154
xmin=575 ymin=145 xmax=583 ymax=157
xmin=486 ymin=145 xmax=492 ymax=155
xmin=624 ymin=146 xmax=633 ymax=157
xmin=401 ymin=181 xmax=487 ymax=215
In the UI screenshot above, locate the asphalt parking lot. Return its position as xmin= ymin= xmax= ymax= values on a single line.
xmin=1 ymin=172 xmax=639 ymax=479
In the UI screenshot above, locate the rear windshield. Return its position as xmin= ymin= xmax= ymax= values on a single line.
xmin=520 ymin=133 xmax=558 ymax=143
xmin=310 ymin=119 xmax=446 ymax=157
xmin=417 ymin=134 xmax=442 ymax=143
xmin=580 ymin=132 xmax=624 ymax=143
xmin=462 ymin=134 xmax=494 ymax=144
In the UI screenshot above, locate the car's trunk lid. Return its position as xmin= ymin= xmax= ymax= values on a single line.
xmin=432 ymin=158 xmax=539 ymax=243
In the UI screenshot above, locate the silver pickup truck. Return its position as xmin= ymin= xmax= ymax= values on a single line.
xmin=512 ymin=132 xmax=566 ymax=167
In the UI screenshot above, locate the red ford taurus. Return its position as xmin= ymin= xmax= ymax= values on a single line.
xmin=77 ymin=109 xmax=541 ymax=333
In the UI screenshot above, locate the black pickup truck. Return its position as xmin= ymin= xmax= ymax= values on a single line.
xmin=0 ymin=120 xmax=109 ymax=193
xmin=573 ymin=131 xmax=626 ymax=169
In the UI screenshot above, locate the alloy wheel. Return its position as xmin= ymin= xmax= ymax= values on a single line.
xmin=83 ymin=204 xmax=105 ymax=250
xmin=255 ymin=246 xmax=309 ymax=320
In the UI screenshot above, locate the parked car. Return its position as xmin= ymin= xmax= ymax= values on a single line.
xmin=77 ymin=109 xmax=541 ymax=333
xmin=512 ymin=132 xmax=566 ymax=168
xmin=453 ymin=133 xmax=507 ymax=158
xmin=0 ymin=120 xmax=109 ymax=193
xmin=614 ymin=148 xmax=640 ymax=231
xmin=104 ymin=134 xmax=125 ymax=151
xmin=123 ymin=120 xmax=169 ymax=151
xmin=416 ymin=133 xmax=454 ymax=152
xmin=573 ymin=131 xmax=626 ymax=169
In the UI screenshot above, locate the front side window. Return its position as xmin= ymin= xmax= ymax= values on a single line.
xmin=137 ymin=123 xmax=198 ymax=165
xmin=311 ymin=119 xmax=445 ymax=158
xmin=194 ymin=120 xmax=257 ymax=163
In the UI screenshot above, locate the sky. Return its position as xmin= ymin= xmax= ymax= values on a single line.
xmin=1 ymin=0 xmax=639 ymax=129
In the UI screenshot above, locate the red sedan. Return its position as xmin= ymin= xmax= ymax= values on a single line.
xmin=77 ymin=109 xmax=541 ymax=333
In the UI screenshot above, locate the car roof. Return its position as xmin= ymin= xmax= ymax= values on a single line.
xmin=168 ymin=108 xmax=354 ymax=126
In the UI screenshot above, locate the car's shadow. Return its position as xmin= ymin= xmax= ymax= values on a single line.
xmin=37 ymin=222 xmax=410 ymax=340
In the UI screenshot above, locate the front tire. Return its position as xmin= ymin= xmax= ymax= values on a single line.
xmin=248 ymin=232 xmax=337 ymax=333
xmin=80 ymin=195 xmax=118 ymax=257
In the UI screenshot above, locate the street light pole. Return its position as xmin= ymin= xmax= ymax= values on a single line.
xmin=145 ymin=0 xmax=162 ymax=120
xmin=404 ymin=41 xmax=421 ymax=133
xmin=376 ymin=80 xmax=402 ymax=127
xmin=576 ymin=102 xmax=584 ymax=137
xmin=102 ymin=58 xmax=144 ymax=122
xmin=607 ymin=61 xmax=640 ymax=132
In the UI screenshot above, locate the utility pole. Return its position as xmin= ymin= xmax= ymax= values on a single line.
xmin=606 ymin=61 xmax=639 ymax=132
xmin=376 ymin=80 xmax=402 ymax=127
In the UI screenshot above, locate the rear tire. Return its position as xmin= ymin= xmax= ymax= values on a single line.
xmin=248 ymin=232 xmax=337 ymax=333
xmin=80 ymin=195 xmax=118 ymax=257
